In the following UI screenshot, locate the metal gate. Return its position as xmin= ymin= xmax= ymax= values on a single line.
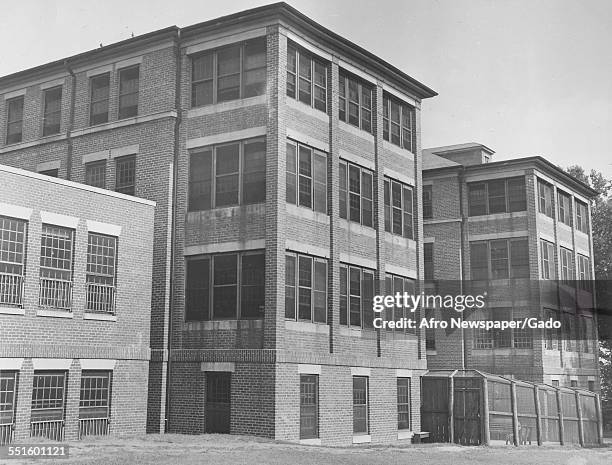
xmin=205 ymin=372 xmax=231 ymax=433
xmin=453 ymin=378 xmax=481 ymax=445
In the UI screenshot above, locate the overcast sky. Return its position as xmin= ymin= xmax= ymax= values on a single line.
xmin=3 ymin=0 xmax=611 ymax=177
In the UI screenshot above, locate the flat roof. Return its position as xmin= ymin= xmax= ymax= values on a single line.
xmin=424 ymin=142 xmax=495 ymax=156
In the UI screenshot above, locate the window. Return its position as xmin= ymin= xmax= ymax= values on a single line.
xmin=577 ymin=254 xmax=591 ymax=291
xmin=286 ymin=42 xmax=327 ymax=112
xmin=300 ymin=374 xmax=318 ymax=439
xmin=558 ymin=190 xmax=572 ymax=226
xmin=286 ymin=141 xmax=326 ymax=213
xmin=189 ymin=139 xmax=265 ymax=210
xmin=118 ymin=66 xmax=139 ymax=119
xmin=285 ymin=253 xmax=326 ymax=323
xmin=384 ymin=274 xmax=416 ymax=334
xmin=384 ymin=178 xmax=414 ymax=239
xmin=474 ymin=325 xmax=493 ymax=349
xmin=79 ymin=371 xmax=111 ymax=430
xmin=85 ymin=161 xmax=106 ymax=189
xmin=469 ymin=239 xmax=529 ymax=279
xmin=570 ymin=380 xmax=578 ymax=388
xmin=86 ymin=233 xmax=117 ymax=314
xmin=467 ymin=177 xmax=526 ymax=216
xmin=552 ymin=380 xmax=559 ymax=387
xmin=424 ymin=242 xmax=434 ymax=281
xmin=339 ymin=72 xmax=372 ymax=132
xmin=340 ymin=265 xmax=374 ymax=328
xmin=540 ymin=240 xmax=556 ymax=280
xmin=6 ymin=96 xmax=24 ymax=144
xmin=42 ymin=86 xmax=62 ymax=136
xmin=0 ymin=371 xmax=18 ymax=429
xmin=191 ymin=37 xmax=266 ymax=107
xmin=90 ymin=73 xmax=110 ymax=125
xmin=115 ymin=155 xmax=136 ymax=195
xmin=185 ymin=251 xmax=264 ymax=320
xmin=545 ymin=309 xmax=559 ymax=350
xmin=513 ymin=318 xmax=533 ymax=348
xmin=588 ymin=381 xmax=595 ymax=392
xmin=31 ymin=371 xmax=66 ymax=434
xmin=339 ymin=161 xmax=373 ymax=227
xmin=563 ymin=313 xmax=575 ymax=352
xmin=473 ymin=308 xmax=531 ymax=349
xmin=39 ymin=224 xmax=74 ymax=310
xmin=423 ymin=185 xmax=433 ymax=219
xmin=382 ymin=93 xmax=415 ymax=151
xmin=0 ymin=216 xmax=27 ymax=308
xmin=538 ymin=180 xmax=553 ymax=218
xmin=575 ymin=200 xmax=589 ymax=233
xmin=492 ymin=308 xmax=512 ymax=348
xmin=560 ymin=247 xmax=574 ymax=282
xmin=425 ymin=309 xmax=436 ymax=350
xmin=397 ymin=377 xmax=411 ymax=430
xmin=39 ymin=169 xmax=58 ymax=177
xmin=353 ymin=376 xmax=369 ymax=434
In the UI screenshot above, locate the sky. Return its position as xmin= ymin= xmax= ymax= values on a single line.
xmin=2 ymin=0 xmax=611 ymax=177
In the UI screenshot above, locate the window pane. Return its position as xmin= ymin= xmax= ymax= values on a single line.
xmin=285 ymin=255 xmax=296 ymax=319
xmin=243 ymin=140 xmax=266 ymax=204
xmin=186 ymin=258 xmax=210 ymax=321
xmin=508 ymin=177 xmax=526 ymax=212
xmin=286 ymin=143 xmax=297 ymax=204
xmin=361 ymin=172 xmax=373 ymax=227
xmin=353 ymin=377 xmax=368 ymax=433
xmin=469 ymin=183 xmax=487 ymax=216
xmin=340 ymin=266 xmax=348 ymax=326
xmin=215 ymin=144 xmax=240 ymax=206
xmin=298 ymin=256 xmax=312 ymax=320
xmin=490 ymin=240 xmax=509 ymax=279
xmin=115 ymin=155 xmax=135 ymax=195
xmin=243 ymin=38 xmax=266 ymax=97
xmin=510 ymin=239 xmax=529 ymax=278
xmin=85 ymin=161 xmax=106 ymax=189
xmin=488 ymin=179 xmax=507 ymax=214
xmin=119 ymin=66 xmax=139 ymax=119
xmin=90 ymin=74 xmax=110 ymax=125
xmin=189 ymin=150 xmax=213 ymax=211
xmin=213 ymin=254 xmax=237 ymax=319
xmin=339 ymin=162 xmax=347 ymax=219
xmin=217 ymin=46 xmax=241 ymax=102
xmin=298 ymin=146 xmax=312 ymax=208
xmin=241 ymin=253 xmax=265 ymax=318
xmin=313 ymin=151 xmax=327 ymax=213
xmin=313 ymin=260 xmax=326 ymax=323
xmin=470 ymin=242 xmax=488 ymax=280
xmin=43 ymin=87 xmax=62 ymax=136
xmin=349 ymin=166 xmax=360 ymax=222
xmin=402 ymin=187 xmax=413 ymax=239
xmin=349 ymin=268 xmax=361 ymax=327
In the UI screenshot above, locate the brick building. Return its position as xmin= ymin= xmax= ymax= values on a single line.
xmin=422 ymin=143 xmax=600 ymax=390
xmin=0 ymin=3 xmax=437 ymax=445
xmin=0 ymin=165 xmax=154 ymax=444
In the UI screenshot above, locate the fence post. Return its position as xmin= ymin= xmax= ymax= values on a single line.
xmin=575 ymin=390 xmax=584 ymax=447
xmin=482 ymin=378 xmax=490 ymax=446
xmin=449 ymin=376 xmax=455 ymax=444
xmin=511 ymin=380 xmax=519 ymax=446
xmin=534 ymin=385 xmax=542 ymax=446
xmin=595 ymin=393 xmax=603 ymax=445
xmin=557 ymin=389 xmax=565 ymax=445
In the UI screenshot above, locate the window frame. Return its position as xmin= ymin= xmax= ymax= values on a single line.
xmin=384 ymin=273 xmax=417 ymax=335
xmin=42 ymin=86 xmax=62 ymax=136
xmin=422 ymin=185 xmax=433 ymax=219
xmin=85 ymin=160 xmax=107 ymax=189
xmin=118 ymin=65 xmax=139 ymax=120
xmin=424 ymin=242 xmax=434 ymax=281
xmin=560 ymin=247 xmax=574 ymax=283
xmin=31 ymin=371 xmax=67 ymax=422
xmin=285 ymin=252 xmax=327 ymax=324
xmin=339 ymin=264 xmax=374 ymax=329
xmin=557 ymin=190 xmax=572 ymax=226
xmin=540 ymin=239 xmax=556 ymax=280
xmin=397 ymin=377 xmax=411 ymax=431
xmin=89 ymin=73 xmax=110 ymax=126
xmin=0 ymin=370 xmax=18 ymax=426
xmin=382 ymin=93 xmax=415 ymax=152
xmin=472 ymin=308 xmax=533 ymax=350
xmin=538 ymin=179 xmax=554 ymax=218
xmin=384 ymin=178 xmax=414 ymax=239
xmin=575 ymin=200 xmax=589 ymax=233
xmin=115 ymin=155 xmax=136 ymax=196
xmin=5 ymin=96 xmax=24 ymax=144
xmin=338 ymin=71 xmax=372 ymax=133
xmin=286 ymin=140 xmax=327 ymax=214
xmin=0 ymin=215 xmax=27 ymax=308
xmin=79 ymin=370 xmax=112 ymax=420
xmin=85 ymin=233 xmax=118 ymax=314
xmin=286 ymin=42 xmax=328 ymax=113
xmin=299 ymin=374 xmax=319 ymax=440
xmin=469 ymin=238 xmax=530 ymax=280
xmin=39 ymin=224 xmax=75 ymax=310
xmin=352 ymin=376 xmax=369 ymax=435
xmin=467 ymin=176 xmax=526 ymax=216
xmin=339 ymin=160 xmax=373 ymax=227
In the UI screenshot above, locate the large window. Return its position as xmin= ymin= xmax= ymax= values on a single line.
xmin=385 ymin=274 xmax=416 ymax=334
xmin=424 ymin=242 xmax=434 ymax=281
xmin=339 ymin=72 xmax=372 ymax=132
xmin=470 ymin=238 xmax=529 ymax=280
xmin=86 ymin=233 xmax=117 ymax=314
xmin=557 ymin=190 xmax=572 ymax=226
xmin=0 ymin=216 xmax=27 ymax=308
xmin=353 ymin=376 xmax=369 ymax=434
xmin=473 ymin=308 xmax=532 ymax=349
xmin=286 ymin=42 xmax=327 ymax=113
xmin=285 ymin=253 xmax=327 ymax=323
xmin=31 ymin=371 xmax=66 ymax=440
xmin=560 ymin=247 xmax=574 ymax=282
xmin=0 ymin=371 xmax=18 ymax=431
xmin=286 ymin=141 xmax=326 ymax=213
xmin=115 ymin=155 xmax=136 ymax=195
xmin=299 ymin=374 xmax=318 ymax=439
xmin=382 ymin=93 xmax=415 ymax=151
xmin=384 ymin=178 xmax=413 ymax=239
xmin=79 ymin=371 xmax=111 ymax=437
xmin=397 ymin=377 xmax=411 ymax=431
xmin=185 ymin=251 xmax=265 ymax=321
xmin=42 ymin=86 xmax=62 ymax=136
xmin=89 ymin=73 xmax=110 ymax=125
xmin=423 ymin=185 xmax=433 ymax=219
xmin=39 ymin=224 xmax=74 ymax=310
xmin=540 ymin=240 xmax=556 ymax=280
xmin=340 ymin=265 xmax=374 ymax=328
xmin=6 ymin=96 xmax=24 ymax=144
xmin=575 ymin=200 xmax=589 ymax=233
xmin=339 ymin=161 xmax=373 ymax=227
xmin=468 ymin=177 xmax=526 ymax=216
xmin=118 ymin=66 xmax=139 ymax=119
xmin=191 ymin=37 xmax=266 ymax=107
xmin=85 ymin=161 xmax=106 ymax=189
xmin=538 ymin=179 xmax=553 ymax=218
xmin=189 ymin=138 xmax=266 ymax=210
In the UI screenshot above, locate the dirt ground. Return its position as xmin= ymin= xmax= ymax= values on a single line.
xmin=5 ymin=434 xmax=612 ymax=465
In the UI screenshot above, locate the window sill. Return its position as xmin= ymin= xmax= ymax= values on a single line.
xmin=71 ymin=110 xmax=177 ymax=137
xmin=338 ymin=326 xmax=377 ymax=338
xmin=184 ymin=319 xmax=264 ymax=331
xmin=83 ymin=312 xmax=117 ymax=322
xmin=352 ymin=434 xmax=371 ymax=444
xmin=426 ymin=349 xmax=437 ymax=356
xmin=299 ymin=438 xmax=321 ymax=445
xmin=381 ymin=140 xmax=414 ymax=157
xmin=37 ymin=308 xmax=73 ymax=319
xmin=285 ymin=320 xmax=329 ymax=334
xmin=398 ymin=430 xmax=414 ymax=440
xmin=0 ymin=306 xmax=25 ymax=315
xmin=286 ymin=97 xmax=329 ymax=122
xmin=538 ymin=213 xmax=555 ymax=222
xmin=384 ymin=232 xmax=416 ymax=249
xmin=287 ymin=203 xmax=329 ymax=224
xmin=338 ymin=120 xmax=374 ymax=142
xmin=187 ymin=95 xmax=267 ymax=117
xmin=467 ymin=211 xmax=527 ymax=222
xmin=339 ymin=218 xmax=376 ymax=237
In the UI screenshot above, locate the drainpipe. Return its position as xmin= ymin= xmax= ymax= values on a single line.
xmin=458 ymin=168 xmax=467 ymax=370
xmin=63 ymin=60 xmax=76 ymax=180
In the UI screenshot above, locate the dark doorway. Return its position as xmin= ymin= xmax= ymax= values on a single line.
xmin=300 ymin=374 xmax=318 ymax=439
xmin=205 ymin=372 xmax=231 ymax=433
xmin=453 ymin=378 xmax=481 ymax=445
xmin=421 ymin=377 xmax=450 ymax=442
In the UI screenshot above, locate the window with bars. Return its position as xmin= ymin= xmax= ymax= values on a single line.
xmin=340 ymin=264 xmax=374 ymax=328
xmin=397 ymin=377 xmax=411 ymax=430
xmin=85 ymin=161 xmax=106 ymax=189
xmin=115 ymin=155 xmax=136 ymax=195
xmin=0 ymin=371 xmax=17 ymax=426
xmin=540 ymin=240 xmax=556 ymax=280
xmin=286 ymin=140 xmax=327 ymax=213
xmin=299 ymin=374 xmax=318 ymax=439
xmin=353 ymin=376 xmax=369 ymax=434
xmin=285 ymin=252 xmax=327 ymax=323
xmin=423 ymin=185 xmax=433 ymax=219
xmin=191 ymin=37 xmax=266 ymax=107
xmin=468 ymin=177 xmax=526 ymax=216
xmin=89 ymin=73 xmax=110 ymax=125
xmin=473 ymin=308 xmax=531 ymax=349
xmin=473 ymin=325 xmax=493 ymax=349
xmin=286 ymin=42 xmax=327 ymax=113
xmin=469 ymin=238 xmax=529 ymax=280
xmin=189 ymin=138 xmax=265 ymax=210
xmin=118 ymin=66 xmax=139 ymax=119
xmin=6 ymin=96 xmax=24 ymax=144
xmin=575 ymin=200 xmax=589 ymax=233
xmin=86 ymin=233 xmax=117 ymax=314
xmin=538 ymin=179 xmax=554 ymax=218
xmin=382 ymin=93 xmax=415 ymax=151
xmin=557 ymin=190 xmax=572 ymax=226
xmin=42 ymin=86 xmax=62 ymax=136
xmin=185 ymin=251 xmax=265 ymax=320
xmin=339 ymin=161 xmax=373 ymax=227
xmin=424 ymin=243 xmax=434 ymax=281
xmin=79 ymin=371 xmax=111 ymax=419
xmin=560 ymin=247 xmax=574 ymax=282
xmin=0 ymin=215 xmax=27 ymax=307
xmin=384 ymin=178 xmax=413 ymax=239
xmin=39 ymin=224 xmax=74 ymax=309
xmin=513 ymin=319 xmax=533 ymax=348
xmin=384 ymin=274 xmax=416 ymax=334
xmin=31 ymin=372 xmax=66 ymax=422
xmin=338 ymin=72 xmax=372 ymax=132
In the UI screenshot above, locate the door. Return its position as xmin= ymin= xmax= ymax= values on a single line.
xmin=206 ymin=372 xmax=231 ymax=433
xmin=453 ymin=379 xmax=481 ymax=445
xmin=300 ymin=375 xmax=318 ymax=439
xmin=421 ymin=377 xmax=449 ymax=442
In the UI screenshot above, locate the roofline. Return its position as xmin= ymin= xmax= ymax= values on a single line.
xmin=0 ymin=3 xmax=437 ymax=100
xmin=0 ymin=164 xmax=157 ymax=207
xmin=424 ymin=143 xmax=495 ymax=156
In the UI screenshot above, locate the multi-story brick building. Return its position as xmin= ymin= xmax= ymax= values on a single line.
xmin=0 ymin=3 xmax=437 ymax=445
xmin=0 ymin=165 xmax=154 ymax=444
xmin=422 ymin=143 xmax=600 ymax=390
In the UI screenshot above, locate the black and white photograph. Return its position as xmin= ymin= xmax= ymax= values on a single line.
xmin=0 ymin=1 xmax=611 ymax=463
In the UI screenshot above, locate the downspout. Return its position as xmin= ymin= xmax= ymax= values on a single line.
xmin=458 ymin=167 xmax=467 ymax=370
xmin=63 ymin=60 xmax=76 ymax=180
xmin=164 ymin=28 xmax=182 ymax=433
